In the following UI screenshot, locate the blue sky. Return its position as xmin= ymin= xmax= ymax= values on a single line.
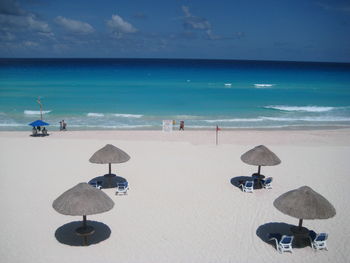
xmin=0 ymin=0 xmax=350 ymax=62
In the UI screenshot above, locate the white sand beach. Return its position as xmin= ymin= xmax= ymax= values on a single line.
xmin=0 ymin=129 xmax=349 ymax=263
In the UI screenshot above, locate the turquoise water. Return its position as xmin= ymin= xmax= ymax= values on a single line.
xmin=1 ymin=58 xmax=350 ymax=130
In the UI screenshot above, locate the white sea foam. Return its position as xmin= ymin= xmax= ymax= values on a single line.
xmin=0 ymin=123 xmax=25 ymax=127
xmin=113 ymin=113 xmax=143 ymax=118
xmin=204 ymin=118 xmax=264 ymax=123
xmin=24 ymin=110 xmax=51 ymax=115
xmin=264 ymin=105 xmax=335 ymax=112
xmin=87 ymin=113 xmax=104 ymax=117
xmin=203 ymin=116 xmax=350 ymax=123
xmin=261 ymin=116 xmax=350 ymax=122
xmin=254 ymin=84 xmax=274 ymax=88
xmin=224 ymin=83 xmax=232 ymax=87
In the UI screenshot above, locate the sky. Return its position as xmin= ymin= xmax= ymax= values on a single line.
xmin=0 ymin=0 xmax=350 ymax=62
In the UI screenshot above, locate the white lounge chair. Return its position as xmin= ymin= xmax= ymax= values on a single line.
xmin=239 ymin=181 xmax=254 ymax=193
xmin=116 ymin=182 xmax=129 ymax=195
xmin=270 ymin=235 xmax=294 ymax=254
xmin=89 ymin=180 xmax=102 ymax=190
xmin=262 ymin=177 xmax=273 ymax=189
xmin=310 ymin=232 xmax=328 ymax=251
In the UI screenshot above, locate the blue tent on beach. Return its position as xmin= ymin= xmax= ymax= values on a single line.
xmin=29 ymin=120 xmax=50 ymax=127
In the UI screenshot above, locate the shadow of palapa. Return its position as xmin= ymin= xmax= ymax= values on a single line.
xmin=30 ymin=133 xmax=50 ymax=137
xmin=256 ymin=222 xmax=294 ymax=249
xmin=55 ymin=220 xmax=111 ymax=246
xmin=89 ymin=175 xmax=127 ymax=189
xmin=230 ymin=176 xmax=254 ymax=191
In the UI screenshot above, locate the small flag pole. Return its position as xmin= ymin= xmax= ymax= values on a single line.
xmin=37 ymin=97 xmax=43 ymax=120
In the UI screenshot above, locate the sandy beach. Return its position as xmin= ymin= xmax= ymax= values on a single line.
xmin=0 ymin=128 xmax=349 ymax=263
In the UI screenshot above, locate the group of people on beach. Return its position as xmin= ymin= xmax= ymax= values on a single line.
xmin=59 ymin=120 xmax=67 ymax=131
xmin=32 ymin=126 xmax=48 ymax=136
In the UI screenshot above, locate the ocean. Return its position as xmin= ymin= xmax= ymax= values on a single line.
xmin=1 ymin=58 xmax=350 ymax=131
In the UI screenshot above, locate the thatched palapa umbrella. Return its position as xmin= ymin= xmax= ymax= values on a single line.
xmin=89 ymin=144 xmax=130 ymax=174
xmin=241 ymin=145 xmax=281 ymax=176
xmin=53 ymin=182 xmax=114 ymax=245
xmin=274 ymin=186 xmax=336 ymax=229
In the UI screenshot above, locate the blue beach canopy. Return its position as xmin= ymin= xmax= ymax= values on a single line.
xmin=29 ymin=120 xmax=49 ymax=127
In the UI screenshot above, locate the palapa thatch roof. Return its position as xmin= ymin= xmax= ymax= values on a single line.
xmin=273 ymin=186 xmax=336 ymax=220
xmin=89 ymin=144 xmax=130 ymax=164
xmin=241 ymin=145 xmax=281 ymax=166
xmin=52 ymin=183 xmax=114 ymax=216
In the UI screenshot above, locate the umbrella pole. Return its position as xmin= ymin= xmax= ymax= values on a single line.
xmin=82 ymin=215 xmax=88 ymax=246
xmin=83 ymin=215 xmax=87 ymax=228
xmin=256 ymin=165 xmax=262 ymax=187
xmin=107 ymin=163 xmax=113 ymax=187
xmin=298 ymin=218 xmax=303 ymax=229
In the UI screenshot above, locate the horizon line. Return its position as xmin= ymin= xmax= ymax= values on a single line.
xmin=1 ymin=57 xmax=350 ymax=64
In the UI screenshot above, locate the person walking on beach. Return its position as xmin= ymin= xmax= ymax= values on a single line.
xmin=62 ymin=120 xmax=67 ymax=131
xmin=179 ymin=121 xmax=185 ymax=131
xmin=59 ymin=121 xmax=63 ymax=131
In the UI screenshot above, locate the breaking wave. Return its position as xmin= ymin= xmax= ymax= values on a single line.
xmin=204 ymin=116 xmax=350 ymax=123
xmin=113 ymin=113 xmax=143 ymax=118
xmin=204 ymin=118 xmax=263 ymax=123
xmin=87 ymin=113 xmax=104 ymax=117
xmin=254 ymin=84 xmax=274 ymax=88
xmin=24 ymin=110 xmax=51 ymax=115
xmin=264 ymin=105 xmax=335 ymax=112
xmin=261 ymin=116 xmax=350 ymax=122
xmin=0 ymin=123 xmax=25 ymax=127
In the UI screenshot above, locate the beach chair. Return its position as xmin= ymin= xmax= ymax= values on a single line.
xmin=239 ymin=181 xmax=254 ymax=193
xmin=42 ymin=128 xmax=48 ymax=136
xmin=116 ymin=181 xmax=129 ymax=195
xmin=309 ymin=232 xmax=328 ymax=251
xmin=89 ymin=180 xmax=102 ymax=190
xmin=270 ymin=235 xmax=294 ymax=254
xmin=32 ymin=128 xmax=38 ymax=136
xmin=262 ymin=177 xmax=273 ymax=189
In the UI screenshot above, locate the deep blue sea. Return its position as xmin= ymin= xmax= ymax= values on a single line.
xmin=1 ymin=58 xmax=350 ymax=130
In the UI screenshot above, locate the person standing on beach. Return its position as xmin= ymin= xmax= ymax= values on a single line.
xmin=59 ymin=121 xmax=63 ymax=131
xmin=62 ymin=120 xmax=67 ymax=131
xmin=179 ymin=121 xmax=184 ymax=131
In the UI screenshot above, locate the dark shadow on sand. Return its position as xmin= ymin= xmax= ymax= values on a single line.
xmin=30 ymin=133 xmax=50 ymax=137
xmin=231 ymin=173 xmax=267 ymax=190
xmin=230 ymin=176 xmax=254 ymax=190
xmin=55 ymin=220 xmax=111 ymax=246
xmin=256 ymin=222 xmax=294 ymax=248
xmin=89 ymin=175 xmax=127 ymax=189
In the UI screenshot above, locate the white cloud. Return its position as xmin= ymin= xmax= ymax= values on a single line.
xmin=107 ymin=14 xmax=137 ymax=38
xmin=55 ymin=16 xmax=95 ymax=34
xmin=27 ymin=15 xmax=51 ymax=33
xmin=181 ymin=5 xmax=214 ymax=39
xmin=0 ymin=13 xmax=51 ymax=34
xmin=0 ymin=0 xmax=53 ymax=45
